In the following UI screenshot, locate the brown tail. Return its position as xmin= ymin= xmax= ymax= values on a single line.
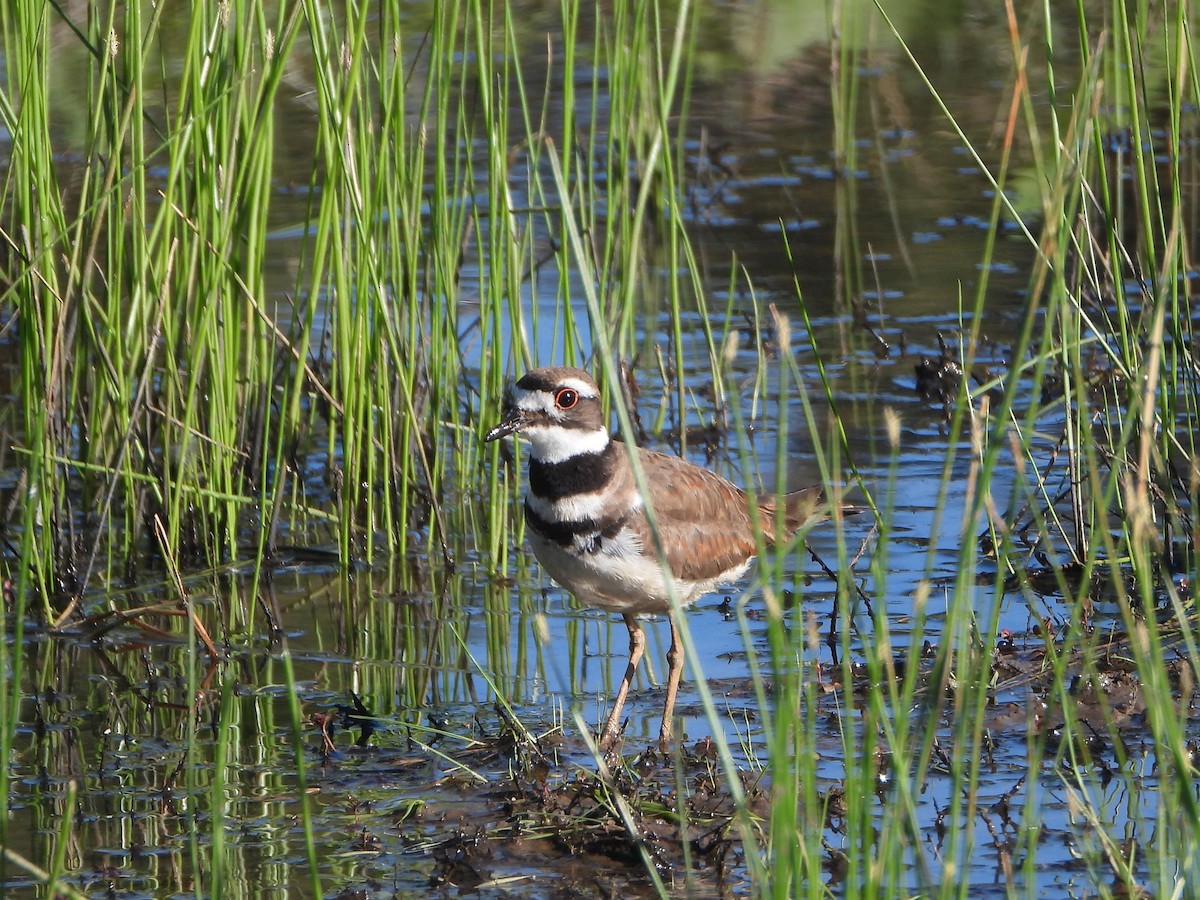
xmin=757 ymin=484 xmax=861 ymax=540
xmin=757 ymin=484 xmax=825 ymax=536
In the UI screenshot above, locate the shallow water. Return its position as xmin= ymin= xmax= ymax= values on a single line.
xmin=4 ymin=1 xmax=1197 ymax=897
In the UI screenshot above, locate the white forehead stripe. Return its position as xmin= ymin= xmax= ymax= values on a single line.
xmin=513 ymin=376 xmax=598 ymax=413
xmin=521 ymin=424 xmax=609 ymax=463
xmin=556 ymin=376 xmax=599 ymax=397
xmin=515 ymin=389 xmax=553 ymax=413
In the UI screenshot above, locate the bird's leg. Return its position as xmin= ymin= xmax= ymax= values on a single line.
xmin=658 ymin=613 xmax=684 ymax=751
xmin=599 ymin=613 xmax=644 ymax=752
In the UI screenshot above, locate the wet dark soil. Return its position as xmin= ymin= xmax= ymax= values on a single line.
xmin=270 ymin=614 xmax=1199 ymax=897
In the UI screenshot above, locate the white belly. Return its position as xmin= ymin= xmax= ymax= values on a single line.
xmin=528 ymin=527 xmax=751 ymax=615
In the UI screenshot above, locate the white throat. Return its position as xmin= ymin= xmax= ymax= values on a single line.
xmin=522 ymin=424 xmax=610 ymax=464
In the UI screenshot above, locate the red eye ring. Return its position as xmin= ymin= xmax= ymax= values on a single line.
xmin=555 ymin=388 xmax=579 ymax=410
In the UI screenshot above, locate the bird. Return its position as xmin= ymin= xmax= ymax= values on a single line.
xmin=485 ymin=366 xmax=830 ymax=752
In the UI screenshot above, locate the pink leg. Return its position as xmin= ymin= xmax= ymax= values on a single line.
xmin=599 ymin=613 xmax=644 ymax=751
xmin=659 ymin=613 xmax=683 ymax=750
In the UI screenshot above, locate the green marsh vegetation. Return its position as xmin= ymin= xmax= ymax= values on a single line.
xmin=0 ymin=0 xmax=1197 ymax=896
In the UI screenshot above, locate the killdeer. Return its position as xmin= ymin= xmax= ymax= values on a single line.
xmin=485 ymin=366 xmax=828 ymax=752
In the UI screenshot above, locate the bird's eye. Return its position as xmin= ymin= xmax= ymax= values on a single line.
xmin=555 ymin=388 xmax=579 ymax=410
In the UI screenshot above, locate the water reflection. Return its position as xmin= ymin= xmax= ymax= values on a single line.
xmin=4 ymin=1 xmax=1192 ymax=897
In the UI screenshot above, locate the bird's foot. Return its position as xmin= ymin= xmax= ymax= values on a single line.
xmin=597 ymin=721 xmax=626 ymax=760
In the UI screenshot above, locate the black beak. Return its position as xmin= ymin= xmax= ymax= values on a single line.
xmin=484 ymin=407 xmax=528 ymax=443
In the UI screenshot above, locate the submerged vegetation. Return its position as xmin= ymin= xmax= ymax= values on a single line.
xmin=0 ymin=0 xmax=1198 ymax=896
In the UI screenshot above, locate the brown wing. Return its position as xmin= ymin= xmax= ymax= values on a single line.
xmin=628 ymin=448 xmax=763 ymax=583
